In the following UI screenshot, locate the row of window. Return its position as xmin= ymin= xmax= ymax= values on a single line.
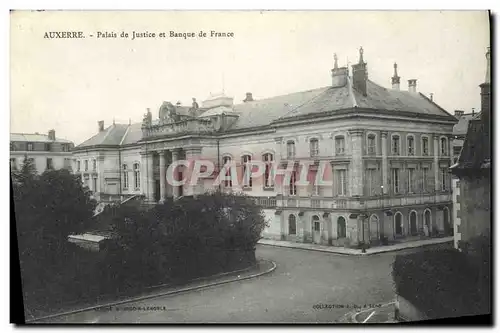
xmin=76 ymin=159 xmax=97 ymax=172
xmin=287 ymin=215 xmax=347 ymax=238
xmin=10 ymin=142 xmax=70 ymax=152
xmin=390 ymin=167 xmax=450 ymax=194
xmin=122 ymin=163 xmax=141 ymax=190
xmin=10 ymin=157 xmax=72 ymax=171
xmin=284 ymin=135 xmax=450 ymax=158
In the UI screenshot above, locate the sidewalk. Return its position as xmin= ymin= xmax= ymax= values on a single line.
xmin=29 ymin=259 xmax=276 ymax=323
xmin=258 ymin=237 xmax=453 ymax=256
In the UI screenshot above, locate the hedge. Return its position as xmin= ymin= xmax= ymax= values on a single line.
xmin=392 ymin=243 xmax=489 ymax=320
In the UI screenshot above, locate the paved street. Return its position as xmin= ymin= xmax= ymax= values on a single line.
xmin=41 ymin=243 xmax=450 ymax=324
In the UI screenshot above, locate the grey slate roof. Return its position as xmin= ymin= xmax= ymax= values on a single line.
xmin=453 ymin=113 xmax=475 ymax=136
xmin=10 ymin=133 xmax=73 ymax=143
xmin=76 ymin=124 xmax=129 ymax=148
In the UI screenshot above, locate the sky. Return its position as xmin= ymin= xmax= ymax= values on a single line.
xmin=10 ymin=10 xmax=490 ymax=145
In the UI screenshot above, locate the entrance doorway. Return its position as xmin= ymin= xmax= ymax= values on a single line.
xmin=424 ymin=209 xmax=432 ymax=236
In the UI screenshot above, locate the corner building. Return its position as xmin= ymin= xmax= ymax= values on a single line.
xmin=73 ymin=49 xmax=457 ymax=247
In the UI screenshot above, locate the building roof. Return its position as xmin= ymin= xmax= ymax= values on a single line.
xmin=76 ymin=123 xmax=129 ymax=148
xmin=10 ymin=133 xmax=73 ymax=144
xmin=453 ymin=113 xmax=476 ymax=136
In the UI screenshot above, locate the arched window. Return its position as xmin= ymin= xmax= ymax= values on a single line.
xmin=392 ymin=135 xmax=400 ymax=156
xmin=312 ymin=215 xmax=320 ymax=232
xmin=409 ymin=211 xmax=418 ymax=235
xmin=424 ymin=209 xmax=432 ymax=236
xmin=77 ymin=160 xmax=81 ymax=172
xmin=242 ymin=155 xmax=252 ymax=188
xmin=310 ymin=138 xmax=319 ymax=157
xmin=407 ymin=136 xmax=415 ymax=156
xmin=337 ymin=216 xmax=346 ymax=238
xmin=394 ymin=212 xmax=403 ymax=236
xmin=222 ymin=156 xmax=232 ymax=188
xmin=367 ymin=134 xmax=376 ymax=155
xmin=335 ymin=136 xmax=345 ymax=155
xmin=288 ymin=215 xmax=297 ymax=235
xmin=133 ymin=163 xmax=140 ymax=189
xmin=122 ymin=164 xmax=129 ymax=189
xmin=263 ymin=153 xmax=274 ymax=188
xmin=441 ymin=138 xmax=448 ymax=156
xmin=286 ymin=141 xmax=295 ymax=159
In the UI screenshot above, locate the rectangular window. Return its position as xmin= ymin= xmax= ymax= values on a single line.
xmin=27 ymin=142 xmax=34 ymax=151
xmin=441 ymin=138 xmax=448 ymax=156
xmin=287 ymin=142 xmax=295 ymax=159
xmin=93 ymin=177 xmax=97 ymax=193
xmin=123 ymin=164 xmax=128 ymax=189
xmin=392 ymin=168 xmax=400 ymax=194
xmin=92 ymin=159 xmax=97 ymax=171
xmin=392 ymin=136 xmax=400 ymax=155
xmin=440 ymin=168 xmax=447 ymax=191
xmin=422 ymin=137 xmax=429 ymax=156
xmin=46 ymin=158 xmax=53 ymax=170
xmin=263 ymin=153 xmax=274 ymax=188
xmin=422 ymin=168 xmax=429 ymax=192
xmin=312 ymin=172 xmax=320 ymax=196
xmin=134 ymin=163 xmax=140 ymax=189
xmin=61 ymin=144 xmax=69 ymax=152
xmin=367 ymin=135 xmax=376 ymax=155
xmin=10 ymin=158 xmax=17 ymax=170
xmin=84 ymin=160 xmax=88 ymax=171
xmin=44 ymin=143 xmax=51 ymax=152
xmin=335 ymin=137 xmax=345 ymax=155
xmin=407 ymin=137 xmax=414 ymax=156
xmin=223 ymin=156 xmax=232 ymax=188
xmin=310 ymin=139 xmax=319 ymax=157
xmin=77 ymin=160 xmax=81 ymax=172
xmin=408 ymin=168 xmax=415 ymax=193
xmin=366 ymin=168 xmax=376 ymax=196
xmin=336 ymin=169 xmax=347 ymax=196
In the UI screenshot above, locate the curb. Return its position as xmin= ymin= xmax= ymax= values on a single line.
xmin=27 ymin=259 xmax=277 ymax=323
xmin=259 ymin=239 xmax=453 ymax=256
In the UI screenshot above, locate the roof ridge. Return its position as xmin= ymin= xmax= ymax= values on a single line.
xmin=233 ymin=85 xmax=331 ymax=107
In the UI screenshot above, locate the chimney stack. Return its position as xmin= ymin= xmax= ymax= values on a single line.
xmin=243 ymin=92 xmax=254 ymax=102
xmin=454 ymin=110 xmax=465 ymax=118
xmin=480 ymin=47 xmax=491 ymax=154
xmin=391 ymin=63 xmax=400 ymax=90
xmin=98 ymin=120 xmax=104 ymax=132
xmin=48 ymin=129 xmax=55 ymax=141
xmin=351 ymin=47 xmax=368 ymax=96
xmin=331 ymin=53 xmax=348 ymax=88
xmin=408 ymin=79 xmax=417 ymax=93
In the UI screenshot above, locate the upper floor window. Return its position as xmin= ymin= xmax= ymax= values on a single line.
xmin=392 ymin=168 xmax=400 ymax=194
xmin=440 ymin=167 xmax=448 ymax=191
xmin=242 ymin=155 xmax=252 ymax=188
xmin=62 ymin=144 xmax=69 ymax=152
xmin=422 ymin=137 xmax=429 ymax=156
xmin=407 ymin=136 xmax=415 ymax=156
xmin=77 ymin=160 xmax=81 ymax=172
xmin=441 ymin=138 xmax=448 ymax=156
xmin=133 ymin=163 xmax=140 ymax=189
xmin=408 ymin=168 xmax=415 ymax=193
xmin=289 ymin=170 xmax=297 ymax=195
xmin=46 ymin=158 xmax=53 ymax=170
xmin=222 ymin=156 xmax=233 ymax=188
xmin=392 ymin=135 xmax=400 ymax=156
xmin=263 ymin=153 xmax=274 ymax=188
xmin=92 ymin=159 xmax=97 ymax=171
xmin=44 ymin=143 xmax=51 ymax=152
xmin=309 ymin=138 xmax=319 ymax=158
xmin=336 ymin=169 xmax=347 ymax=196
xmin=286 ymin=141 xmax=295 ymax=159
xmin=122 ymin=164 xmax=129 ymax=189
xmin=335 ymin=136 xmax=345 ymax=155
xmin=422 ymin=168 xmax=429 ymax=192
xmin=84 ymin=160 xmax=88 ymax=171
xmin=367 ymin=134 xmax=376 ymax=155
xmin=27 ymin=142 xmax=34 ymax=151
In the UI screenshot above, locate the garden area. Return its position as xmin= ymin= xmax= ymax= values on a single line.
xmin=12 ymin=158 xmax=267 ymax=319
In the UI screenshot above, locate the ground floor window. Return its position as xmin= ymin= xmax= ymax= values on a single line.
xmin=288 ymin=215 xmax=296 ymax=235
xmin=337 ymin=216 xmax=346 ymax=238
xmin=394 ymin=212 xmax=403 ymax=236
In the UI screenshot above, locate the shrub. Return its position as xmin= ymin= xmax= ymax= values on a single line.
xmin=392 ymin=248 xmax=480 ymax=319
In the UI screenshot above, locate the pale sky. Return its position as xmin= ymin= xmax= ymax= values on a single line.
xmin=10 ymin=10 xmax=490 ymax=145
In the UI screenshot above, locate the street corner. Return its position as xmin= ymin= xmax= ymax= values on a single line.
xmin=351 ymin=302 xmax=397 ymax=324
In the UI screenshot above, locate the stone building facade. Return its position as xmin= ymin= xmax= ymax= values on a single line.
xmin=73 ymin=48 xmax=458 ymax=247
xmin=10 ymin=130 xmax=74 ymax=174
xmin=451 ymin=47 xmax=491 ymax=249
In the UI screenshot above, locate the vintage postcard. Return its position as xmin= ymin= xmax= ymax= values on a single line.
xmin=10 ymin=10 xmax=491 ymax=324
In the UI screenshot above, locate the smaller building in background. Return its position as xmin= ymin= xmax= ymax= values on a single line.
xmin=10 ymin=129 xmax=74 ymax=174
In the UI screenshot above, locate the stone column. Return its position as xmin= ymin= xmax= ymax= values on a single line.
xmin=171 ymin=149 xmax=180 ymax=199
xmin=433 ymin=135 xmax=440 ymax=192
xmin=184 ymin=146 xmax=203 ymax=196
xmin=381 ymin=131 xmax=388 ymax=194
xmin=349 ymin=129 xmax=364 ymax=197
xmin=159 ymin=151 xmax=166 ymax=202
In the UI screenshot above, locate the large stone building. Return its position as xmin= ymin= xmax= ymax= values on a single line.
xmin=73 ymin=48 xmax=458 ymax=247
xmin=10 ymin=130 xmax=74 ymax=173
xmin=451 ymin=47 xmax=491 ymax=249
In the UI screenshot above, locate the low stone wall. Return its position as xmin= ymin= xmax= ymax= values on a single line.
xmin=395 ymin=294 xmax=428 ymax=322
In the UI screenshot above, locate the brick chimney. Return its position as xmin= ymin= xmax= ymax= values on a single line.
xmin=391 ymin=63 xmax=400 ymax=90
xmin=480 ymin=47 xmax=491 ymax=155
xmin=408 ymin=79 xmax=417 ymax=93
xmin=331 ymin=53 xmax=348 ymax=88
xmin=98 ymin=120 xmax=104 ymax=132
xmin=454 ymin=110 xmax=465 ymax=118
xmin=351 ymin=47 xmax=368 ymax=96
xmin=48 ymin=129 xmax=55 ymax=141
xmin=243 ymin=92 xmax=254 ymax=102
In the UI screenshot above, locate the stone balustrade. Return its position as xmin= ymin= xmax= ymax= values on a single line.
xmin=142 ymin=118 xmax=217 ymax=138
